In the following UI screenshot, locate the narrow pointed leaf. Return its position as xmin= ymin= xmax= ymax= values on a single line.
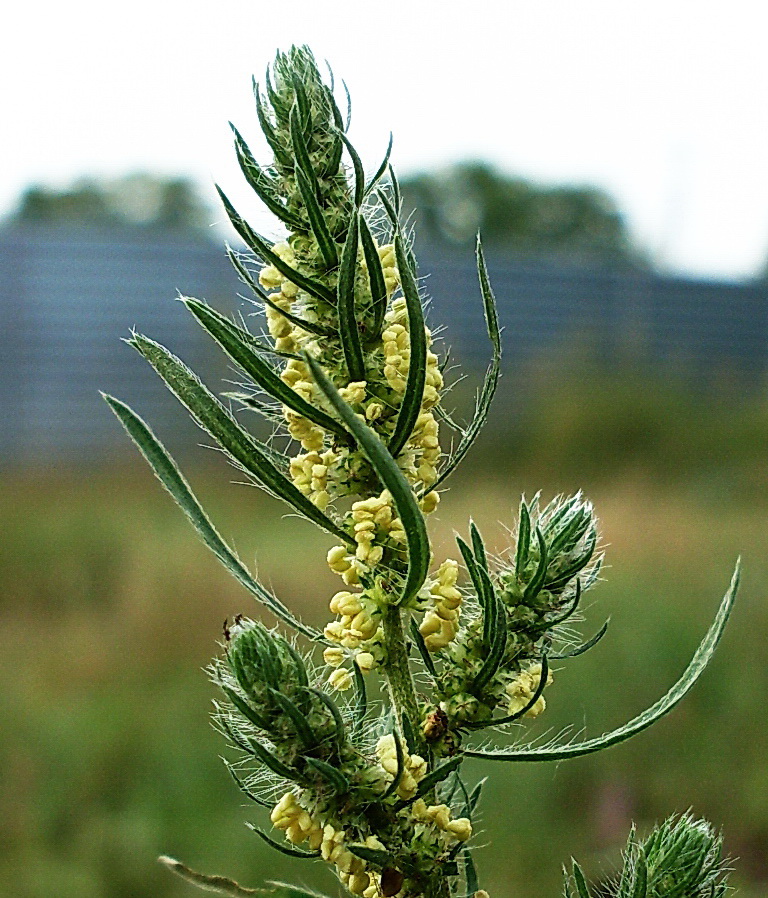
xmin=337 ymin=213 xmax=366 ymax=381
xmin=572 ymin=861 xmax=592 ymax=898
xmin=466 ymin=656 xmax=550 ymax=728
xmin=228 ymin=249 xmax=334 ymax=337
xmin=387 ymin=234 xmax=427 ymax=459
xmin=247 ymin=737 xmax=303 ymax=782
xmin=365 ymin=133 xmax=394 ymax=196
xmin=289 ymin=102 xmax=315 ymax=181
xmin=463 ymin=564 xmax=739 ymax=762
xmin=301 ymin=686 xmax=346 ymax=748
xmin=103 ymin=394 xmax=323 ymax=640
xmin=338 ymin=130 xmax=364 ymax=207
xmin=469 ymin=521 xmax=488 ymax=572
xmin=159 ymin=855 xmax=268 ymax=896
xmin=127 ymin=335 xmax=354 ymax=547
xmin=253 ymin=80 xmax=291 ymax=168
xmin=222 ymin=686 xmax=272 ymax=731
xmin=515 ymin=499 xmax=531 ymax=583
xmin=247 ymin=825 xmax=321 ymax=859
xmin=359 ymin=214 xmax=388 ymax=340
xmin=268 ymin=689 xmax=318 ymax=749
xmin=183 ymin=298 xmax=347 ymax=440
xmin=631 ymin=851 xmax=648 ymax=898
xmin=405 ymin=755 xmax=464 ymax=803
xmin=431 ymin=239 xmax=501 ymax=490
xmin=410 ymin=618 xmax=437 ymax=678
xmin=462 ymin=850 xmax=479 ymax=898
xmin=352 ymin=663 xmax=367 ymax=734
xmin=456 ymin=537 xmax=493 ymax=644
xmin=305 ymin=757 xmax=349 ymax=793
xmin=549 ymin=620 xmax=609 ymax=660
xmin=217 ymin=186 xmax=335 ymax=305
xmin=523 ymin=528 xmax=549 ymax=601
xmin=231 ymin=124 xmax=303 ymax=229
xmin=304 ymin=353 xmax=430 ymax=607
xmin=401 ymin=711 xmax=418 ymax=755
xmin=295 ymin=166 xmax=339 ymax=268
xmin=347 ymin=846 xmax=397 ymax=870
xmin=472 ymin=581 xmax=508 ymax=693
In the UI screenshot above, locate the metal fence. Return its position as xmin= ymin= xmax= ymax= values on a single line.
xmin=1 ymin=227 xmax=766 ymax=463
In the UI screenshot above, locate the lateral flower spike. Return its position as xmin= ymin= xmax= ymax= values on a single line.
xmin=106 ymin=44 xmax=740 ymax=898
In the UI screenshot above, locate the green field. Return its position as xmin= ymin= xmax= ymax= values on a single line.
xmin=3 ymin=376 xmax=767 ymax=897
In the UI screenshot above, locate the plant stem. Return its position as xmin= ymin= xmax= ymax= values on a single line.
xmin=381 ymin=603 xmax=422 ymax=751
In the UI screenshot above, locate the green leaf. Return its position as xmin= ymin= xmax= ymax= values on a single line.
xmin=466 ymin=656 xmax=550 ymax=729
xmin=301 ymin=686 xmax=346 ymax=748
xmin=127 ymin=335 xmax=354 ymax=548
xmin=305 ymin=757 xmax=349 ymax=793
xmin=549 ymin=620 xmax=609 ymax=660
xmin=456 ymin=536 xmax=493 ymax=645
xmin=515 ymin=500 xmax=532 ymax=579
xmin=365 ymin=133 xmax=394 ymax=197
xmin=431 ymin=238 xmax=501 ymax=490
xmin=337 ymin=130 xmax=364 ymax=207
xmin=347 ymin=845 xmax=397 ymax=870
xmin=471 ymin=578 xmax=508 ymax=693
xmin=469 ymin=521 xmax=488 ymax=573
xmin=359 ymin=214 xmax=388 ymax=341
xmin=216 ymin=186 xmax=336 ymax=305
xmin=523 ymin=528 xmax=549 ymax=601
xmin=221 ymin=685 xmax=272 ymax=731
xmin=352 ymin=664 xmax=367 ymax=734
xmin=159 ymin=855 xmax=269 ymax=896
xmin=289 ymin=101 xmax=315 ymax=180
xmin=337 ymin=213 xmax=366 ymax=381
xmin=572 ymin=861 xmax=592 ymax=898
xmin=462 ymin=850 xmax=479 ymax=898
xmin=268 ymin=689 xmax=318 ymax=749
xmin=253 ymin=80 xmax=291 ymax=169
xmin=409 ymin=618 xmax=437 ymax=678
xmin=247 ymin=736 xmax=303 ymax=782
xmin=463 ymin=563 xmax=740 ymax=762
xmin=182 ymin=298 xmax=347 ymax=440
xmin=304 ymin=353 xmax=431 ymax=607
xmin=103 ymin=394 xmax=323 ymax=641
xmin=400 ymin=711 xmax=418 ymax=754
xmin=231 ymin=123 xmax=303 ymax=229
xmin=247 ymin=825 xmax=321 ymax=859
xmin=405 ymin=755 xmax=464 ymax=803
xmin=630 ymin=851 xmax=648 ymax=898
xmin=227 ymin=249 xmax=334 ymax=338
xmin=294 ymin=166 xmax=339 ymax=269
xmin=387 ymin=234 xmax=427 ymax=459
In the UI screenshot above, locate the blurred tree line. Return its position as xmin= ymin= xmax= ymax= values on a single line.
xmin=399 ymin=161 xmax=646 ymax=268
xmin=7 ymin=173 xmax=212 ymax=232
xmin=6 ymin=164 xmax=646 ymax=267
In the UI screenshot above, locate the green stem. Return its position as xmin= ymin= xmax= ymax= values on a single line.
xmin=381 ymin=603 xmax=422 ymax=752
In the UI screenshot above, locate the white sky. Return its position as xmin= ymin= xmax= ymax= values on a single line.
xmin=4 ymin=0 xmax=768 ymax=280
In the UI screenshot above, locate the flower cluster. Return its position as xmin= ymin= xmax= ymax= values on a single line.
xmin=111 ymin=43 xmax=739 ymax=898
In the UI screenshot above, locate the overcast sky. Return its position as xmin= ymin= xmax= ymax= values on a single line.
xmin=5 ymin=0 xmax=768 ymax=280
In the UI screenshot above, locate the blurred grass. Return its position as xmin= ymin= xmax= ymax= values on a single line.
xmin=2 ymin=369 xmax=767 ymax=897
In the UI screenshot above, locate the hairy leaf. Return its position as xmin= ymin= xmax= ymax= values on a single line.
xmin=463 ymin=564 xmax=739 ymax=761
xmin=305 ymin=353 xmax=430 ymax=607
xmin=103 ymin=395 xmax=323 ymax=640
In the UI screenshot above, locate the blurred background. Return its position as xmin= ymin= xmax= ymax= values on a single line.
xmin=2 ymin=2 xmax=767 ymax=897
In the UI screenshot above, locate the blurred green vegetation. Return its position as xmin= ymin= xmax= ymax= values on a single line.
xmin=2 ymin=369 xmax=767 ymax=898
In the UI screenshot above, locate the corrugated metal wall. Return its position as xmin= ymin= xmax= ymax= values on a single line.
xmin=1 ymin=228 xmax=766 ymax=463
